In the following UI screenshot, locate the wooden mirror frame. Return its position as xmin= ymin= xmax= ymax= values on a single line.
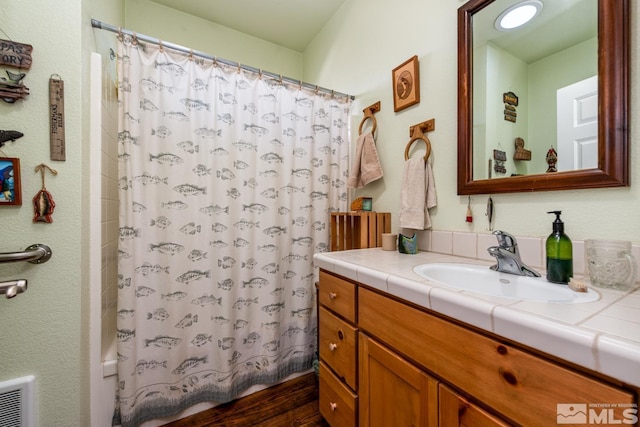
xmin=457 ymin=0 xmax=629 ymax=195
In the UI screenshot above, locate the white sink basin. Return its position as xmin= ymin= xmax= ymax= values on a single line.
xmin=413 ymin=263 xmax=599 ymax=303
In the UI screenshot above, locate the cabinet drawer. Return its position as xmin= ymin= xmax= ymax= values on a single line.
xmin=319 ymin=306 xmax=358 ymax=390
xmin=359 ymin=287 xmax=635 ymax=427
xmin=319 ymin=270 xmax=356 ymax=322
xmin=319 ymin=361 xmax=357 ymax=427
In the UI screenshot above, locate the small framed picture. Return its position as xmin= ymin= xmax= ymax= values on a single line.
xmin=0 ymin=157 xmax=21 ymax=205
xmin=392 ymin=55 xmax=420 ymax=112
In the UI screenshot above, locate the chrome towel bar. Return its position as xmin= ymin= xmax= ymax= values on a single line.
xmin=0 ymin=244 xmax=52 ymax=264
xmin=0 ymin=279 xmax=27 ymax=298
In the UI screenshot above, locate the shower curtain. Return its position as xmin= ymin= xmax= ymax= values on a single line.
xmin=113 ymin=35 xmax=351 ymax=426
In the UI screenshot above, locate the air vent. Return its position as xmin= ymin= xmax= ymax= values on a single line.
xmin=0 ymin=375 xmax=35 ymax=427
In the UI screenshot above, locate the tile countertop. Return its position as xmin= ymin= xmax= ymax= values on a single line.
xmin=313 ymin=248 xmax=640 ymax=389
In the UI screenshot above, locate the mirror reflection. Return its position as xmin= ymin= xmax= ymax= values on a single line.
xmin=472 ymin=0 xmax=597 ymax=180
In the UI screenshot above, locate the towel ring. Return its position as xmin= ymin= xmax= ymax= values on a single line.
xmin=404 ymin=133 xmax=432 ymax=161
xmin=358 ymin=101 xmax=381 ymax=136
xmin=358 ymin=113 xmax=377 ymax=136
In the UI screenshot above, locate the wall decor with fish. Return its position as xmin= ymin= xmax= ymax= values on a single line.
xmin=0 ymin=129 xmax=24 ymax=148
xmin=32 ymin=163 xmax=56 ymax=222
xmin=0 ymin=38 xmax=32 ymax=103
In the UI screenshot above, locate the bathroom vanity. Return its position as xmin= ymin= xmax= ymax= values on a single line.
xmin=315 ymin=249 xmax=640 ymax=426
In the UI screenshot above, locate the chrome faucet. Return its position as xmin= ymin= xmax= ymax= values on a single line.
xmin=488 ymin=230 xmax=540 ymax=277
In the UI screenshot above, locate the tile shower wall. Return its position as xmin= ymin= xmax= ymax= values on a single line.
xmin=100 ymin=56 xmax=119 ymax=363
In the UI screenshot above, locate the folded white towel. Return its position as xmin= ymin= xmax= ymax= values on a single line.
xmin=399 ymin=157 xmax=437 ymax=230
xmin=347 ymin=132 xmax=383 ymax=189
xmin=424 ymin=162 xmax=437 ymax=229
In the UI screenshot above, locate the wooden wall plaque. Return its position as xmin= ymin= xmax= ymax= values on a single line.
xmin=0 ymin=39 xmax=33 ymax=69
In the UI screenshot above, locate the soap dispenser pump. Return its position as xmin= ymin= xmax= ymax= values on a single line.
xmin=546 ymin=210 xmax=573 ymax=284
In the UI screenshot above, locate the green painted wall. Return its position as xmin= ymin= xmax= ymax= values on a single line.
xmin=0 ymin=2 xmax=638 ymax=426
xmin=0 ymin=1 xmax=83 ymax=426
xmin=124 ymin=0 xmax=304 ymax=80
xmin=303 ymin=0 xmax=640 ymax=242
xmin=0 ymin=0 xmax=123 ymax=426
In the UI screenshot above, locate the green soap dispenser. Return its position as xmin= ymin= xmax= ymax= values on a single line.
xmin=546 ymin=211 xmax=573 ymax=284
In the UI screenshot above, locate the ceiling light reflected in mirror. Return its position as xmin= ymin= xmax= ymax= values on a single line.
xmin=495 ymin=0 xmax=543 ymax=31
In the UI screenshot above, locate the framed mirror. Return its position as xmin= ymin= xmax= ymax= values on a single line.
xmin=458 ymin=0 xmax=629 ymax=194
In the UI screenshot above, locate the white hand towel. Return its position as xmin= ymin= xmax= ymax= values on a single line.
xmin=424 ymin=162 xmax=437 ymax=229
xmin=347 ymin=132 xmax=383 ymax=189
xmin=399 ymin=157 xmax=426 ymax=229
xmin=399 ymin=158 xmax=438 ymax=230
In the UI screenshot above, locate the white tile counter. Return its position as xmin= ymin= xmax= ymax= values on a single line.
xmin=313 ymin=248 xmax=640 ymax=388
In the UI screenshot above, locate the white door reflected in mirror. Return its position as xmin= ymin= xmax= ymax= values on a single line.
xmin=557 ymin=75 xmax=598 ymax=172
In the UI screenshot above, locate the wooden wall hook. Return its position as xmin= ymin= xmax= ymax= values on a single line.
xmin=358 ymin=101 xmax=381 ymax=135
xmin=404 ymin=118 xmax=435 ymax=161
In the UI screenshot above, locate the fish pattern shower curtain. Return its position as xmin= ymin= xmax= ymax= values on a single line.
xmin=113 ymin=35 xmax=351 ymax=426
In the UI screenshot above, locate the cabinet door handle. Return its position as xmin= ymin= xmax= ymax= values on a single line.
xmin=329 ymin=342 xmax=338 ymax=351
xmin=330 ymin=402 xmax=337 ymax=412
xmin=329 ymin=291 xmax=337 ymax=300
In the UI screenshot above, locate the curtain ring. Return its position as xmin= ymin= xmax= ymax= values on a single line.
xmin=117 ymin=27 xmax=123 ymax=42
xmin=188 ymin=49 xmax=194 ymax=61
xmin=259 ymin=69 xmax=263 ymax=80
xmin=158 ymin=40 xmax=164 ymax=52
xmin=237 ymin=63 xmax=241 ymax=74
xmin=279 ymin=74 xmax=283 ymax=85
xmin=132 ymin=32 xmax=139 ymax=46
xmin=314 ymin=85 xmax=319 ymax=95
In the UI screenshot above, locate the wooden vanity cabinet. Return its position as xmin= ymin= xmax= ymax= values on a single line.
xmin=317 ymin=269 xmax=638 ymax=427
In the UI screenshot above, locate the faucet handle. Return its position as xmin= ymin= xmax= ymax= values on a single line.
xmin=493 ymin=230 xmax=518 ymax=251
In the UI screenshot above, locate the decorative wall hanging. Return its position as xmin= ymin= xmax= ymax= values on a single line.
xmin=0 ymin=39 xmax=33 ymax=69
xmin=0 ymin=129 xmax=23 ymax=147
xmin=0 ymin=157 xmax=21 ymax=205
xmin=493 ymin=149 xmax=507 ymax=174
xmin=0 ymin=70 xmax=29 ymax=103
xmin=513 ymin=137 xmax=531 ymax=161
xmin=49 ymin=74 xmax=66 ymax=161
xmin=486 ymin=196 xmax=494 ymax=231
xmin=503 ymin=91 xmax=518 ymax=122
xmin=546 ymin=147 xmax=558 ymax=173
xmin=33 ymin=163 xmax=57 ymax=222
xmin=465 ymin=196 xmax=473 ymax=223
xmin=392 ymin=55 xmax=420 ymax=112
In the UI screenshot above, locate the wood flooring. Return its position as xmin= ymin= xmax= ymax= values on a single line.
xmin=162 ymin=373 xmax=330 ymax=427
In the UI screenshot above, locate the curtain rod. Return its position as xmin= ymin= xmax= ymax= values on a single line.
xmin=91 ymin=19 xmax=354 ymax=101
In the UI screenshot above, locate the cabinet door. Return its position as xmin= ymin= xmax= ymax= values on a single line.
xmin=359 ymin=334 xmax=438 ymax=427
xmin=439 ymin=384 xmax=511 ymax=427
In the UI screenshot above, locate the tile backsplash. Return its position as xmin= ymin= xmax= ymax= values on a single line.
xmin=411 ymin=229 xmax=640 ymax=277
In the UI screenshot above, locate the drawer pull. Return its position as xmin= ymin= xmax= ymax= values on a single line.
xmin=329 ymin=342 xmax=338 ymax=351
xmin=329 ymin=291 xmax=337 ymax=300
xmin=330 ymin=402 xmax=337 ymax=412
